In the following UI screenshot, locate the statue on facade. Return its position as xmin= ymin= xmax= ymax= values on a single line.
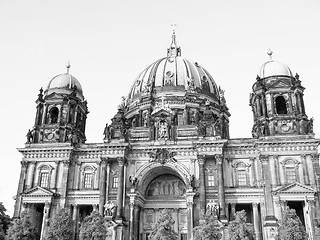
xmin=129 ymin=175 xmax=137 ymax=189
xmin=104 ymin=201 xmax=115 ymax=217
xmin=157 ymin=120 xmax=169 ymax=140
xmin=103 ymin=123 xmax=110 ymax=141
xmin=206 ymin=199 xmax=219 ymax=217
xmin=26 ymin=129 xmax=33 ymax=143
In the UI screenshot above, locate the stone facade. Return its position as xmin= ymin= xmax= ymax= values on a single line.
xmin=14 ymin=33 xmax=320 ymax=240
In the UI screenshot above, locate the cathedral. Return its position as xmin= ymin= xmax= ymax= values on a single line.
xmin=14 ymin=30 xmax=320 ymax=240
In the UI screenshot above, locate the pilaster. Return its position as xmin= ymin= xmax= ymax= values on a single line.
xmin=14 ymin=160 xmax=28 ymax=217
xmin=215 ymin=154 xmax=226 ymax=221
xmin=197 ymin=155 xmax=206 ymax=213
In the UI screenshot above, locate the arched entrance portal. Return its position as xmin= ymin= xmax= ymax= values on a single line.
xmin=137 ymin=164 xmax=191 ymax=240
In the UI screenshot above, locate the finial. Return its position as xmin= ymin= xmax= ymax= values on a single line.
xmin=66 ymin=61 xmax=71 ymax=74
xmin=167 ymin=24 xmax=181 ymax=57
xmin=267 ymin=49 xmax=273 ymax=60
xmin=171 ymin=23 xmax=176 ymax=35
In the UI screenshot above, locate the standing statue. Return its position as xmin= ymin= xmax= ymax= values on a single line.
xmin=129 ymin=175 xmax=137 ymax=189
xmin=104 ymin=201 xmax=115 ymax=217
xmin=206 ymin=199 xmax=219 ymax=217
xmin=26 ymin=129 xmax=33 ymax=143
xmin=103 ymin=123 xmax=110 ymax=141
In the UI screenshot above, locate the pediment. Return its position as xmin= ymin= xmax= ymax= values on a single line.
xmin=22 ymin=186 xmax=56 ymax=197
xmin=151 ymin=107 xmax=173 ymax=116
xmin=44 ymin=92 xmax=65 ymax=100
xmin=274 ymin=182 xmax=316 ymax=195
xmin=269 ymin=79 xmax=291 ymax=88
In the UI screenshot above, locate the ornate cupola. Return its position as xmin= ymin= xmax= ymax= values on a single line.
xmin=27 ymin=64 xmax=88 ymax=145
xmin=104 ymin=29 xmax=230 ymax=143
xmin=250 ymin=51 xmax=313 ymax=138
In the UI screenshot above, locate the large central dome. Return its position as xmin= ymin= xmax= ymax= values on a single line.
xmin=127 ymin=32 xmax=220 ymax=102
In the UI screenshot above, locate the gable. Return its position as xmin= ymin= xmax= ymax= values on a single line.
xmin=274 ymin=182 xmax=316 ymax=195
xmin=22 ymin=186 xmax=55 ymax=197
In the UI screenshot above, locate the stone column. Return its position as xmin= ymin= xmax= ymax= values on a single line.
xmin=26 ymin=161 xmax=36 ymax=189
xmin=230 ymin=203 xmax=236 ymax=220
xmin=311 ymin=154 xmax=320 ymax=222
xmin=72 ymin=204 xmax=79 ymax=240
xmin=40 ymin=201 xmax=51 ymax=240
xmin=269 ymin=156 xmax=276 ymax=186
xmin=261 ymin=94 xmax=267 ymax=116
xmin=252 ymin=203 xmax=262 ymax=240
xmin=249 ymin=158 xmax=256 ymax=187
xmin=198 ymin=155 xmax=206 ymax=213
xmin=134 ymin=205 xmax=141 ymax=240
xmin=259 ymin=155 xmax=277 ymax=228
xmin=216 ymin=155 xmax=226 ymax=220
xmin=305 ymin=199 xmax=316 ymax=240
xmin=129 ymin=202 xmax=135 ymax=240
xmin=60 ymin=160 xmax=70 ymax=208
xmin=186 ymin=192 xmax=195 ymax=240
xmin=51 ymin=161 xmax=59 ymax=190
xmin=13 ymin=161 xmax=28 ymax=217
xmin=270 ymin=93 xmax=275 ymax=114
xmin=106 ymin=161 xmax=111 ymax=201
xmin=116 ymin=157 xmax=126 ymax=220
xmin=301 ymin=155 xmax=310 ymax=185
xmin=99 ymin=158 xmax=107 ymax=215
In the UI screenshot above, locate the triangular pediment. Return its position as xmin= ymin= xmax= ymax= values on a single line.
xmin=269 ymin=79 xmax=291 ymax=88
xmin=45 ymin=92 xmax=65 ymax=100
xmin=22 ymin=186 xmax=55 ymax=197
xmin=274 ymin=182 xmax=316 ymax=195
xmin=151 ymin=107 xmax=173 ymax=116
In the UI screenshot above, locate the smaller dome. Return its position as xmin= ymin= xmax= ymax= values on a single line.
xmin=47 ymin=73 xmax=83 ymax=93
xmin=45 ymin=64 xmax=84 ymax=100
xmin=260 ymin=60 xmax=292 ymax=79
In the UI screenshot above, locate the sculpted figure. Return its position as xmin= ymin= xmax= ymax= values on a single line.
xmin=26 ymin=129 xmax=33 ymax=143
xmin=104 ymin=201 xmax=115 ymax=217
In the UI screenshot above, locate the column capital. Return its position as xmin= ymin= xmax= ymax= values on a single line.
xmin=197 ymin=155 xmax=206 ymax=165
xmin=252 ymin=202 xmax=259 ymax=208
xmin=259 ymin=155 xmax=269 ymax=164
xmin=62 ymin=160 xmax=70 ymax=167
xmin=100 ymin=157 xmax=110 ymax=165
xmin=117 ymin=157 xmax=127 ymax=166
xmin=21 ymin=160 xmax=28 ymax=168
xmin=215 ymin=155 xmax=223 ymax=164
xmin=311 ymin=154 xmax=319 ymax=162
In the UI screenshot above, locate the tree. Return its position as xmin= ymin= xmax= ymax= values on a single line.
xmin=0 ymin=203 xmax=11 ymax=240
xmin=149 ymin=209 xmax=178 ymax=240
xmin=44 ymin=208 xmax=74 ymax=240
xmin=276 ymin=207 xmax=307 ymax=240
xmin=228 ymin=210 xmax=254 ymax=240
xmin=79 ymin=211 xmax=106 ymax=240
xmin=193 ymin=210 xmax=222 ymax=240
xmin=6 ymin=212 xmax=37 ymax=240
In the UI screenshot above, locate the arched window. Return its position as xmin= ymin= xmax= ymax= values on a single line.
xmin=275 ymin=96 xmax=287 ymax=114
xmin=38 ymin=165 xmax=53 ymax=188
xmin=234 ymin=162 xmax=249 ymax=187
xmin=49 ymin=107 xmax=59 ymax=123
xmin=82 ymin=166 xmax=96 ymax=189
xmin=282 ymin=159 xmax=299 ymax=184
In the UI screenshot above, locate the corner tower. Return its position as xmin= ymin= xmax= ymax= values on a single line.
xmin=250 ymin=52 xmax=313 ymax=137
xmin=29 ymin=64 xmax=88 ymax=145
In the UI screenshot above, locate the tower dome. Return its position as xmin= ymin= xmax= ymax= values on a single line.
xmin=259 ymin=51 xmax=292 ymax=78
xmin=45 ymin=63 xmax=84 ymax=100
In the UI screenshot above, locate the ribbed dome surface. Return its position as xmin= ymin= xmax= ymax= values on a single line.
xmin=260 ymin=60 xmax=292 ymax=78
xmin=128 ymin=56 xmax=219 ymax=101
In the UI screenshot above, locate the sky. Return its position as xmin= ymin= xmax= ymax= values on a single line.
xmin=0 ymin=0 xmax=320 ymax=216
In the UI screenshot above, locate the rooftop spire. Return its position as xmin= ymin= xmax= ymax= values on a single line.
xmin=167 ymin=24 xmax=181 ymax=57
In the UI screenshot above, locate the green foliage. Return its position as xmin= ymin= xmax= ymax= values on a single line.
xmin=0 ymin=203 xmax=11 ymax=237
xmin=228 ymin=210 xmax=254 ymax=240
xmin=149 ymin=209 xmax=178 ymax=240
xmin=79 ymin=211 xmax=106 ymax=240
xmin=6 ymin=211 xmax=37 ymax=240
xmin=276 ymin=207 xmax=307 ymax=240
xmin=193 ymin=210 xmax=222 ymax=240
xmin=44 ymin=208 xmax=74 ymax=240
